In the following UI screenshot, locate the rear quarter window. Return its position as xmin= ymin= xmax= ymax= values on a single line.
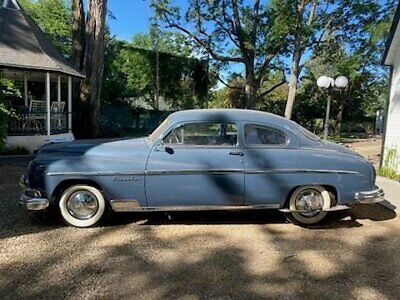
xmin=245 ymin=124 xmax=288 ymax=146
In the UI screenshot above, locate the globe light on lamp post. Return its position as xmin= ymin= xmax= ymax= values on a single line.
xmin=317 ymin=75 xmax=348 ymax=140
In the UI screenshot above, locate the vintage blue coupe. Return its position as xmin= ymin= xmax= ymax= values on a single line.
xmin=20 ymin=109 xmax=384 ymax=227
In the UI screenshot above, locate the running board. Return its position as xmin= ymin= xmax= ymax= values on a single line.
xmin=110 ymin=200 xmax=281 ymax=212
xmin=279 ymin=205 xmax=350 ymax=213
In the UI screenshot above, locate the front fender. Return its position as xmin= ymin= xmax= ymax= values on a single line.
xmin=44 ymin=155 xmax=148 ymax=207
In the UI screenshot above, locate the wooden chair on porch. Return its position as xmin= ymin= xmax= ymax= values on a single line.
xmin=22 ymin=100 xmax=46 ymax=133
xmin=51 ymin=101 xmax=66 ymax=131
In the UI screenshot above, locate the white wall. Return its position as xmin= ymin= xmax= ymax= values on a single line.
xmin=384 ymin=45 xmax=400 ymax=173
xmin=6 ymin=133 xmax=74 ymax=153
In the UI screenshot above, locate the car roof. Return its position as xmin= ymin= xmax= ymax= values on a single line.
xmin=168 ymin=109 xmax=298 ymax=130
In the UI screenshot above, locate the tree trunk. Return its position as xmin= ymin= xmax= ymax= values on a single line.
xmin=244 ymin=64 xmax=257 ymax=109
xmin=284 ymin=49 xmax=301 ymax=119
xmin=71 ymin=0 xmax=85 ymax=70
xmin=284 ymin=0 xmax=316 ymax=119
xmin=335 ymin=85 xmax=350 ymax=135
xmin=77 ymin=0 xmax=107 ymax=138
xmin=71 ymin=0 xmax=85 ymax=136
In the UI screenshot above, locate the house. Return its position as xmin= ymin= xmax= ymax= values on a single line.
xmin=382 ymin=3 xmax=400 ymax=173
xmin=0 ymin=0 xmax=84 ymax=152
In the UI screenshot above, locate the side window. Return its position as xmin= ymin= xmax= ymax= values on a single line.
xmin=245 ymin=124 xmax=287 ymax=146
xmin=163 ymin=122 xmax=237 ymax=146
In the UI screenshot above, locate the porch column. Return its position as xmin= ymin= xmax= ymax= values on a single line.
xmin=57 ymin=75 xmax=61 ymax=128
xmin=68 ymin=76 xmax=72 ymax=133
xmin=57 ymin=75 xmax=61 ymax=103
xmin=23 ymin=72 xmax=28 ymax=106
xmin=46 ymin=72 xmax=51 ymax=136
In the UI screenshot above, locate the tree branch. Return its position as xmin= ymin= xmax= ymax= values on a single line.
xmin=256 ymin=53 xmax=277 ymax=86
xmin=258 ymin=67 xmax=287 ymax=97
xmin=160 ymin=10 xmax=245 ymax=64
xmin=251 ymin=0 xmax=261 ymax=44
xmin=216 ymin=73 xmax=243 ymax=90
xmin=258 ymin=79 xmax=287 ymax=98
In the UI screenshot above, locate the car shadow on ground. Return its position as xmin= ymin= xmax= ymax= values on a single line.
xmin=105 ymin=203 xmax=397 ymax=229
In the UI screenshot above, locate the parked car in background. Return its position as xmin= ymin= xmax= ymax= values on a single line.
xmin=20 ymin=109 xmax=384 ymax=227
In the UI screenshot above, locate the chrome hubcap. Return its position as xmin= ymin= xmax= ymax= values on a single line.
xmin=295 ymin=189 xmax=324 ymax=217
xmin=67 ymin=191 xmax=99 ymax=220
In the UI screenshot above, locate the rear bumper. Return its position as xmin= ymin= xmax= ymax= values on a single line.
xmin=19 ymin=191 xmax=49 ymax=211
xmin=354 ymin=188 xmax=384 ymax=204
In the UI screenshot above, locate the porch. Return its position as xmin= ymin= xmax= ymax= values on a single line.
xmin=0 ymin=0 xmax=84 ymax=152
xmin=3 ymin=69 xmax=76 ymax=152
xmin=5 ymin=69 xmax=73 ymax=134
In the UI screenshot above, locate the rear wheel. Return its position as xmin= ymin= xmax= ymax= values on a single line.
xmin=286 ymin=185 xmax=331 ymax=226
xmin=59 ymin=185 xmax=109 ymax=228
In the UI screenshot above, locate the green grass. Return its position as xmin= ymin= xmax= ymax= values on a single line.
xmin=378 ymin=147 xmax=400 ymax=181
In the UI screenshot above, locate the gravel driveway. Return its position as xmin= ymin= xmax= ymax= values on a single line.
xmin=1 ymin=161 xmax=399 ymax=299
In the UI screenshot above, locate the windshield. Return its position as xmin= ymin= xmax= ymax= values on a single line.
xmin=297 ymin=125 xmax=321 ymax=141
xmin=149 ymin=117 xmax=171 ymax=142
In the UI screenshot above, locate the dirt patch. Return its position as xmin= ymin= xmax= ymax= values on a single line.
xmin=0 ymin=163 xmax=399 ymax=299
xmin=345 ymin=137 xmax=382 ymax=167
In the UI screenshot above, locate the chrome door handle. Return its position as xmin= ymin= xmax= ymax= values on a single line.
xmin=229 ymin=151 xmax=244 ymax=156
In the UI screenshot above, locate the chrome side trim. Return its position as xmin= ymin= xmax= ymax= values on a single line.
xmin=146 ymin=169 xmax=243 ymax=176
xmin=47 ymin=168 xmax=358 ymax=177
xmin=47 ymin=171 xmax=145 ymax=176
xmin=245 ymin=169 xmax=359 ymax=175
xmin=109 ymin=201 xmax=280 ymax=212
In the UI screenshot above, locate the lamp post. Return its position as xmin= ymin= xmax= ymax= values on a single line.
xmin=317 ymin=76 xmax=348 ymax=140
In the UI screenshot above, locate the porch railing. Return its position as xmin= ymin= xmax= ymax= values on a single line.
xmin=8 ymin=112 xmax=71 ymax=136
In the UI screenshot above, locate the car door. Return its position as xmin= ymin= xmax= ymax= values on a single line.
xmin=145 ymin=121 xmax=245 ymax=207
xmin=243 ymin=123 xmax=292 ymax=207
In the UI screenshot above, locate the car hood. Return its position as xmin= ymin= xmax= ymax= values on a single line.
xmin=37 ymin=137 xmax=151 ymax=158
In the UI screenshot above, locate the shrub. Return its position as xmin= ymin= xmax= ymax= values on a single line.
xmin=0 ymin=77 xmax=20 ymax=152
xmin=378 ymin=147 xmax=400 ymax=181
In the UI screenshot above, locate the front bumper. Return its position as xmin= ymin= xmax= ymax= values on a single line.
xmin=354 ymin=188 xmax=385 ymax=204
xmin=19 ymin=190 xmax=49 ymax=211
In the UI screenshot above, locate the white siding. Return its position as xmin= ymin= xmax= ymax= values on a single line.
xmin=384 ymin=45 xmax=400 ymax=173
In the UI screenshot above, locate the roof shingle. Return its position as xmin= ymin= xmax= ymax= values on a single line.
xmin=0 ymin=1 xmax=84 ymax=78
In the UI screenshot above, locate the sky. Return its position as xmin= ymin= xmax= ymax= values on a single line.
xmin=107 ymin=0 xmax=154 ymax=41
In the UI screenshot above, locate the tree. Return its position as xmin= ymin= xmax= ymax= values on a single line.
xmin=72 ymin=0 xmax=85 ymax=70
xmin=284 ymin=0 xmax=397 ymax=120
xmin=101 ymin=33 xmax=209 ymax=110
xmin=77 ymin=0 xmax=108 ymax=138
xmin=19 ymin=0 xmax=72 ymax=56
xmin=152 ymin=0 xmax=290 ymax=109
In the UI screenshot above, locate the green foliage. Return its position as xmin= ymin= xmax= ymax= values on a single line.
xmin=102 ymin=33 xmax=209 ymax=110
xmin=0 ymin=78 xmax=20 ymax=152
xmin=378 ymin=147 xmax=400 ymax=180
xmin=19 ymin=0 xmax=72 ymax=57
xmin=0 ymin=146 xmax=30 ymax=156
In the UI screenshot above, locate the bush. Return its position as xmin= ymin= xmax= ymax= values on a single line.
xmin=0 ymin=77 xmax=21 ymax=151
xmin=378 ymin=147 xmax=400 ymax=181
xmin=0 ymin=145 xmax=30 ymax=156
xmin=0 ymin=92 xmax=9 ymax=152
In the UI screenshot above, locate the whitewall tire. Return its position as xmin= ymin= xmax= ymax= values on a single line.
xmin=59 ymin=185 xmax=108 ymax=228
xmin=287 ymin=185 xmax=331 ymax=226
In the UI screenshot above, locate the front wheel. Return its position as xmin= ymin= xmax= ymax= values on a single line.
xmin=59 ymin=185 xmax=109 ymax=228
xmin=286 ymin=185 xmax=331 ymax=226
